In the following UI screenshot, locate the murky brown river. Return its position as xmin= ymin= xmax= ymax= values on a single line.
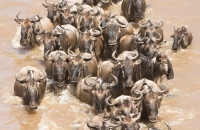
xmin=0 ymin=0 xmax=200 ymax=129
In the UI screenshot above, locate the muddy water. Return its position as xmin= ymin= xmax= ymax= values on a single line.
xmin=0 ymin=0 xmax=200 ymax=129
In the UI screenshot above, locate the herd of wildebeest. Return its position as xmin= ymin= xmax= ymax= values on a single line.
xmin=13 ymin=0 xmax=193 ymax=129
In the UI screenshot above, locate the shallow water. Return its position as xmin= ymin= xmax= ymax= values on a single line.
xmin=0 ymin=0 xmax=200 ymax=129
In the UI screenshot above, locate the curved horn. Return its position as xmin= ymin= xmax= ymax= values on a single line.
xmin=55 ymin=26 xmax=66 ymax=35
xmin=14 ymin=12 xmax=24 ymax=24
xmin=86 ymin=116 xmax=99 ymax=129
xmin=127 ymin=50 xmax=139 ymax=60
xmin=101 ymin=0 xmax=110 ymax=4
xmin=156 ymin=32 xmax=162 ymax=41
xmin=44 ymin=49 xmax=51 ymax=60
xmin=45 ymin=0 xmax=51 ymax=5
xmin=35 ymin=30 xmax=45 ymax=35
xmin=109 ymin=115 xmax=122 ymax=128
xmin=130 ymin=106 xmax=139 ymax=117
xmin=157 ymin=83 xmax=168 ymax=96
xmin=116 ymin=18 xmax=128 ymax=28
xmin=163 ymin=121 xmax=171 ymax=130
xmin=112 ymin=50 xmax=122 ymax=62
xmin=67 ymin=46 xmax=76 ymax=57
xmin=15 ymin=73 xmax=27 ymax=82
xmin=108 ymin=74 xmax=118 ymax=87
xmin=131 ymin=90 xmax=142 ymax=101
xmin=84 ymin=74 xmax=96 ymax=87
xmin=138 ymin=19 xmax=150 ymax=28
xmin=90 ymin=29 xmax=101 ymax=37
xmin=98 ymin=19 xmax=109 ymax=32
xmin=77 ymin=25 xmax=85 ymax=34
xmin=81 ymin=49 xmax=94 ymax=60
xmin=105 ymin=95 xmax=117 ymax=106
xmin=35 ymin=70 xmax=47 ymax=81
xmin=133 ymin=112 xmax=141 ymax=122
xmin=154 ymin=19 xmax=164 ymax=27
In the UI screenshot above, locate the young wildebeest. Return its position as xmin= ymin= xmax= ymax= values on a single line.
xmin=171 ymin=25 xmax=193 ymax=50
xmin=14 ymin=66 xmax=46 ymax=109
xmin=75 ymin=74 xmax=118 ymax=114
xmin=14 ymin=13 xmax=54 ymax=48
xmin=131 ymin=78 xmax=168 ymax=123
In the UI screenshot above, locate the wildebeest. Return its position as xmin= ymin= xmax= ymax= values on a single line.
xmin=79 ymin=114 xmax=121 ymax=130
xmin=112 ymin=50 xmax=142 ymax=95
xmin=121 ymin=0 xmax=146 ymax=22
xmin=131 ymin=78 xmax=168 ymax=123
xmin=41 ymin=24 xmax=79 ymax=56
xmin=14 ymin=13 xmax=54 ymax=48
xmin=171 ymin=25 xmax=193 ymax=50
xmin=98 ymin=15 xmax=134 ymax=59
xmin=14 ymin=66 xmax=46 ymax=109
xmin=42 ymin=0 xmax=69 ymax=26
xmin=44 ymin=50 xmax=71 ymax=79
xmin=132 ymin=51 xmax=174 ymax=83
xmin=68 ymin=47 xmax=98 ymax=85
xmin=138 ymin=19 xmax=164 ymax=45
xmin=99 ymin=50 xmax=141 ymax=97
xmin=79 ymin=29 xmax=104 ymax=61
xmin=76 ymin=74 xmax=118 ymax=113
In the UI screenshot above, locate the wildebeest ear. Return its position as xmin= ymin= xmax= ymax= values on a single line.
xmin=166 ymin=58 xmax=174 ymax=80
xmin=170 ymin=35 xmax=174 ymax=38
xmin=83 ymin=89 xmax=92 ymax=93
xmin=42 ymin=3 xmax=49 ymax=8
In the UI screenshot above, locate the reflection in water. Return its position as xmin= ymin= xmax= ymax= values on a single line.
xmin=0 ymin=0 xmax=200 ymax=130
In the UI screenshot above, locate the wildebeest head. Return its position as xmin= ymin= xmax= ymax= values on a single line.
xmin=83 ymin=74 xmax=118 ymax=113
xmin=138 ymin=19 xmax=163 ymax=42
xmin=15 ymin=68 xmax=46 ymax=109
xmin=140 ymin=83 xmax=167 ymax=123
xmin=113 ymin=110 xmax=141 ymax=130
xmin=14 ymin=13 xmax=43 ymax=46
xmin=79 ymin=29 xmax=101 ymax=53
xmin=106 ymin=91 xmax=142 ymax=116
xmin=42 ymin=0 xmax=67 ymax=25
xmin=45 ymin=50 xmax=71 ymax=86
xmin=99 ymin=15 xmax=127 ymax=46
xmin=86 ymin=115 xmax=122 ymax=130
xmin=156 ymin=52 xmax=174 ymax=80
xmin=112 ymin=50 xmax=141 ymax=88
xmin=171 ymin=27 xmax=184 ymax=50
xmin=121 ymin=116 xmax=140 ymax=130
xmin=68 ymin=47 xmax=94 ymax=84
xmin=39 ymin=30 xmax=58 ymax=56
